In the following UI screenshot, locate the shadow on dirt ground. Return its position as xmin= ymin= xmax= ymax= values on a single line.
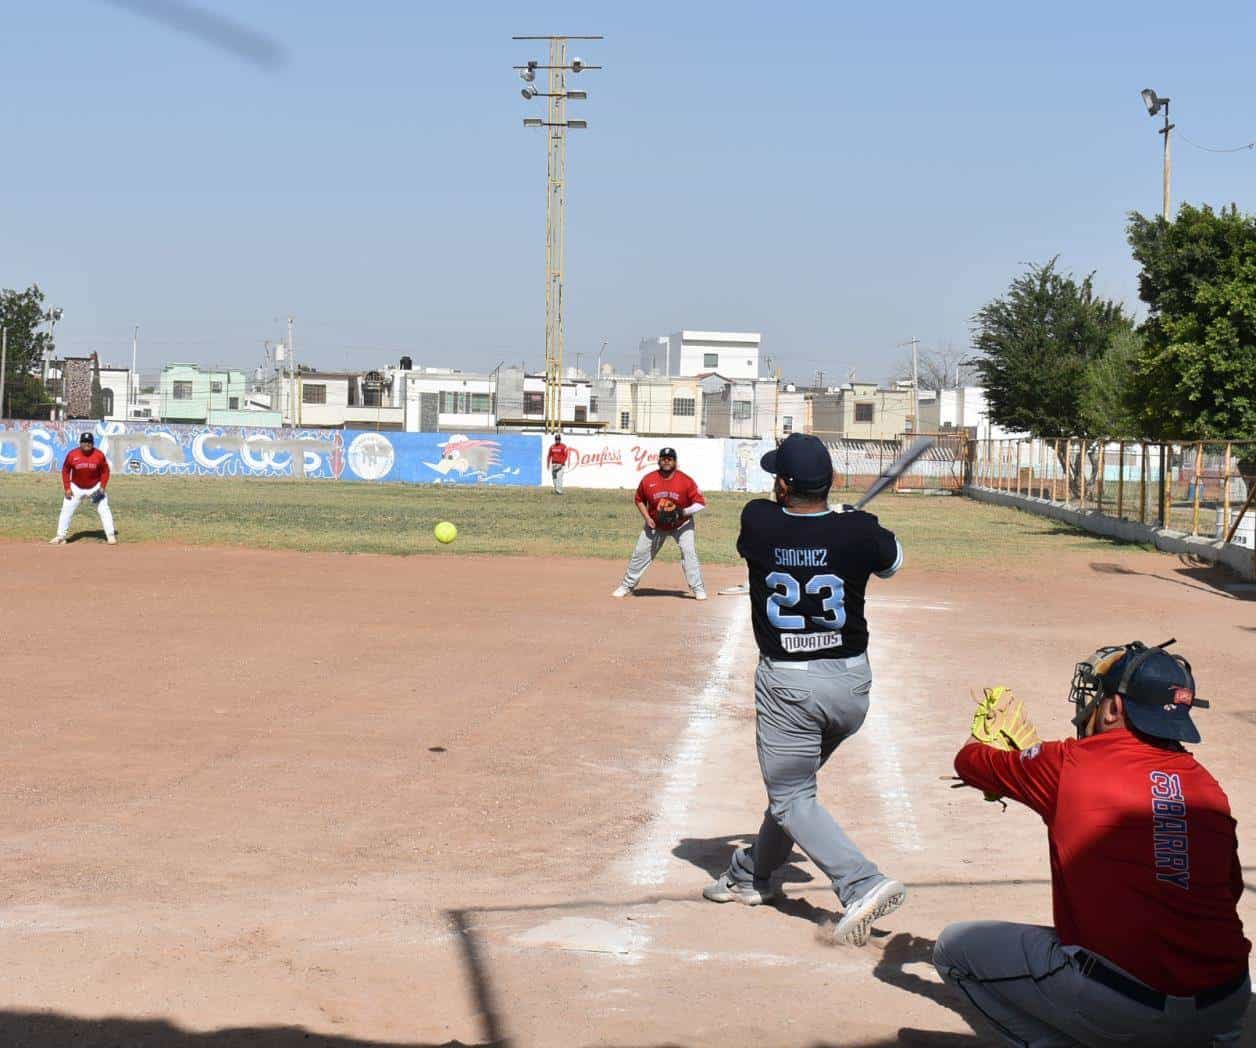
xmin=1090 ymin=559 xmax=1256 ymax=601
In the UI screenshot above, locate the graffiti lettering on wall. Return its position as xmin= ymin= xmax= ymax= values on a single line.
xmin=0 ymin=421 xmax=344 ymax=478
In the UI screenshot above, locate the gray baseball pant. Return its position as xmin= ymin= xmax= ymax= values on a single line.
xmin=726 ymin=653 xmax=886 ymax=908
xmin=619 ymin=521 xmax=705 ymax=594
xmin=551 ymin=465 xmax=565 ymax=494
xmin=934 ymin=920 xmax=1250 ymax=1047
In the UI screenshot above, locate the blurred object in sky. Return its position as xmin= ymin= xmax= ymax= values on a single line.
xmin=100 ymin=0 xmax=284 ymax=69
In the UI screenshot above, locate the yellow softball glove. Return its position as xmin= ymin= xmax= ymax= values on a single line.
xmin=971 ymin=686 xmax=1041 ymax=752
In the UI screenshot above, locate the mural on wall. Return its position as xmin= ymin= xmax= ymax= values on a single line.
xmin=338 ymin=432 xmax=540 ymax=485
xmin=723 ymin=437 xmax=776 ymax=493
xmin=423 ymin=435 xmax=518 ymax=483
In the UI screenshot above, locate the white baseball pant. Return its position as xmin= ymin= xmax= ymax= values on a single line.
xmin=57 ymin=483 xmax=116 ymax=540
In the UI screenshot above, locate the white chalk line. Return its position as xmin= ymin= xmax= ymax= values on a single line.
xmin=864 ymin=623 xmax=926 ymax=855
xmin=626 ymin=607 xmax=749 ymax=890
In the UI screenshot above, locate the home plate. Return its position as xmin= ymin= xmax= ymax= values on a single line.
xmin=513 ymin=917 xmax=639 ymax=956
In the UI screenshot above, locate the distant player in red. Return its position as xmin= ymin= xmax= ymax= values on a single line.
xmin=52 ymin=432 xmax=117 ymax=545
xmin=611 ymin=446 xmax=707 ymax=600
xmin=936 ymin=641 xmax=1250 ymax=1046
xmin=546 ymin=434 xmax=570 ymax=494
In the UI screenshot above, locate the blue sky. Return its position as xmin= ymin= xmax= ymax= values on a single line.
xmin=3 ymin=1 xmax=1253 ymax=384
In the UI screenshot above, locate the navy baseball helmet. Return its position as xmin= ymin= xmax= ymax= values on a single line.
xmin=658 ymin=446 xmax=677 ymax=460
xmin=1102 ymin=643 xmax=1204 ymax=744
xmin=79 ymin=432 xmax=94 ymax=445
xmin=760 ymin=433 xmax=832 ymax=487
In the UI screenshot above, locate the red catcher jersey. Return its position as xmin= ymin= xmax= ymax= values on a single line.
xmin=956 ymin=728 xmax=1250 ymax=994
xmin=635 ymin=469 xmax=705 ymax=530
xmin=62 ymin=447 xmax=110 ymax=492
xmin=546 ymin=443 xmax=570 ymax=466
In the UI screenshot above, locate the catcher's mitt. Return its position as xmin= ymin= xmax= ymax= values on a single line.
xmin=971 ymin=686 xmax=1041 ymax=751
xmin=90 ymin=489 xmax=106 ymax=505
xmin=654 ymin=498 xmax=682 ymax=529
xmin=961 ymin=686 xmax=1042 ymax=809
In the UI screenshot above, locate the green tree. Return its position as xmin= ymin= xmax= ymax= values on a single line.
xmin=971 ymin=258 xmax=1134 ymax=437
xmin=0 ymin=284 xmax=54 ymax=418
xmin=1126 ymin=203 xmax=1256 ymax=439
xmin=1078 ymin=328 xmax=1143 ymax=438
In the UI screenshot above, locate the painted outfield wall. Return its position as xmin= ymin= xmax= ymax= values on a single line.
xmin=0 ymin=421 xmax=541 ymax=485
xmin=1 ymin=421 xmax=869 ymax=493
xmin=548 ymin=434 xmax=776 ymax=492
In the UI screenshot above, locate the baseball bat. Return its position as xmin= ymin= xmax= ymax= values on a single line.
xmin=852 ymin=436 xmax=936 ymax=509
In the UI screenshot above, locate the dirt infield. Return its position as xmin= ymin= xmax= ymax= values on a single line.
xmin=1 ymin=537 xmax=1253 ymax=1046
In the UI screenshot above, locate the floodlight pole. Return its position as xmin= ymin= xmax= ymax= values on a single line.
xmin=515 ymin=34 xmax=601 ymax=435
xmin=1159 ymin=98 xmax=1173 ymax=221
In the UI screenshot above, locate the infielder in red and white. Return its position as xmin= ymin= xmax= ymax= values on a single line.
xmin=612 ymin=446 xmax=707 ymax=600
xmin=52 ymin=432 xmax=117 ymax=545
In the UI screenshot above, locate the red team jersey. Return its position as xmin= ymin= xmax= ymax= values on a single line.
xmin=546 ymin=444 xmax=570 ymax=466
xmin=634 ymin=469 xmax=705 ymax=531
xmin=62 ymin=447 xmax=110 ymax=493
xmin=956 ymin=728 xmax=1249 ymax=994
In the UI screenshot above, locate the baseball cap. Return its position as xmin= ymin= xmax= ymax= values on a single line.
xmin=658 ymin=446 xmax=677 ymax=459
xmin=760 ymin=432 xmax=832 ymax=487
xmin=79 ymin=432 xmax=94 ymax=445
xmin=1103 ymin=645 xmax=1203 ymax=743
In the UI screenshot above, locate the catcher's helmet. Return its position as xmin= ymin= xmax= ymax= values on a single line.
xmin=1070 ymin=639 xmax=1208 ymax=742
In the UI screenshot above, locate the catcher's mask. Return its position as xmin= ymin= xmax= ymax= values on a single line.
xmin=1069 ymin=638 xmax=1209 ymax=741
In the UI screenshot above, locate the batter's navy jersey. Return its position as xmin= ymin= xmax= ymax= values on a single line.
xmin=737 ymin=500 xmax=902 ymax=660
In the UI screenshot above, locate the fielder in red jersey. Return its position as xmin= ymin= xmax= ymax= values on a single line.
xmin=52 ymin=432 xmax=117 ymax=544
xmin=611 ymin=446 xmax=707 ymax=599
xmin=935 ymin=642 xmax=1250 ymax=1047
xmin=545 ymin=435 xmax=570 ymax=494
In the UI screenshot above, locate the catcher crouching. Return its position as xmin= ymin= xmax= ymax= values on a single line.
xmin=937 ymin=642 xmax=1250 ymax=1046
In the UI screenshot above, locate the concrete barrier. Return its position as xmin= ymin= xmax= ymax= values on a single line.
xmin=965 ymin=485 xmax=1255 ymax=580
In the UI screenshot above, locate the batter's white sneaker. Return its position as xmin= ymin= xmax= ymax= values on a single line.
xmin=611 ymin=585 xmax=631 ymax=598
xmin=694 ymin=590 xmax=708 ymax=601
xmin=105 ymin=533 xmax=117 ymax=544
xmin=702 ymin=873 xmax=777 ymax=906
xmin=825 ymin=878 xmax=907 ymax=947
xmin=49 ymin=535 xmax=66 ymax=545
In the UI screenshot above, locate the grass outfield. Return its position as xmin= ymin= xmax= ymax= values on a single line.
xmin=0 ymin=473 xmax=1121 ymax=566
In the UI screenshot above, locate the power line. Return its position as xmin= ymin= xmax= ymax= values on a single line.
xmin=1178 ymin=132 xmax=1256 ymax=154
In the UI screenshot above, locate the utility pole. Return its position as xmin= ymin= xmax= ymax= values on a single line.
xmin=897 ymin=337 xmax=920 ymax=433
xmin=287 ymin=315 xmax=296 ymax=427
xmin=130 ymin=325 xmax=139 ymax=419
xmin=515 ymin=34 xmax=602 ymax=435
xmin=0 ymin=328 xmax=7 ymax=420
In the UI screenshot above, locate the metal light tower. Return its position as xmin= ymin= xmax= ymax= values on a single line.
xmin=514 ymin=34 xmax=601 ymax=434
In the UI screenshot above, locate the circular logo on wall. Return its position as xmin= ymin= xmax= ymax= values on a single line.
xmin=347 ymin=432 xmax=395 ymax=480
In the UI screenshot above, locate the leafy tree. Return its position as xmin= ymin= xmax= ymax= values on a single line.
xmin=971 ymin=259 xmax=1134 ymax=438
xmin=1126 ymin=203 xmax=1256 ymax=439
xmin=1078 ymin=328 xmax=1142 ymax=438
xmin=0 ymin=284 xmax=54 ymax=418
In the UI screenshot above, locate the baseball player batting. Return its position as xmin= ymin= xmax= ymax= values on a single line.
xmin=703 ymin=432 xmax=906 ymax=945
xmin=52 ymin=432 xmax=117 ymax=545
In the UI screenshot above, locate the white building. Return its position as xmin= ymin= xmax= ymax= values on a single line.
xmin=638 ymin=330 xmax=762 ymax=380
xmin=919 ymin=386 xmax=1025 ymax=441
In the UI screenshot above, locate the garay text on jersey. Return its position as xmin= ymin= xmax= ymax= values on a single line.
xmin=773 ymin=548 xmax=829 ymax=567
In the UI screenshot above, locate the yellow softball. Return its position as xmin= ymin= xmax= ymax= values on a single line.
xmin=434 ymin=521 xmax=457 ymax=544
